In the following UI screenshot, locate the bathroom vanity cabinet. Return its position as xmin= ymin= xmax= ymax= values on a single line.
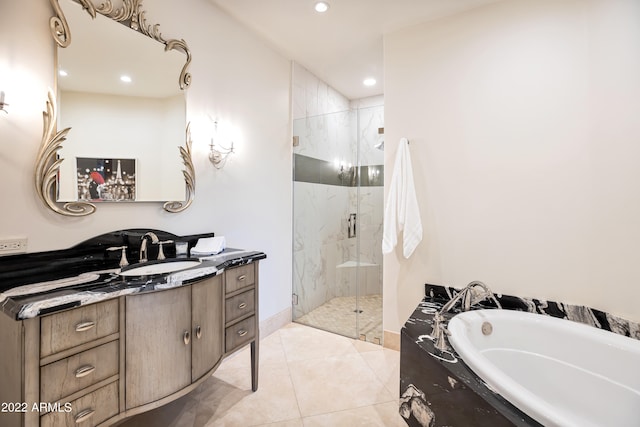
xmin=0 ymin=261 xmax=260 ymax=427
xmin=125 ymin=274 xmax=224 ymax=409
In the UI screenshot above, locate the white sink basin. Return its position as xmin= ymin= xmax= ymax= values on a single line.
xmin=118 ymin=259 xmax=202 ymax=277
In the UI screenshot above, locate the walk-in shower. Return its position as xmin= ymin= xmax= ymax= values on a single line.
xmin=292 ymin=104 xmax=384 ymax=344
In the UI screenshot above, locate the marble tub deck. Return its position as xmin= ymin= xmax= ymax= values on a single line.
xmin=399 ymin=284 xmax=640 ymax=426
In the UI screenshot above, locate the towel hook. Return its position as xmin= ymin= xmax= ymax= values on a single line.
xmin=0 ymin=91 xmax=8 ymax=114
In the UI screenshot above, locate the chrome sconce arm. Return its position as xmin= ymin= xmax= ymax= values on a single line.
xmin=208 ymin=119 xmax=234 ymax=169
xmin=209 ymin=140 xmax=234 ymax=168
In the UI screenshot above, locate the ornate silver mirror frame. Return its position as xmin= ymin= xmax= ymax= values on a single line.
xmin=37 ymin=0 xmax=195 ymax=216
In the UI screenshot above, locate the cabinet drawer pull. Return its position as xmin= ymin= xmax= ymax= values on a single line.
xmin=238 ymin=302 xmax=247 ymax=310
xmin=75 ymin=321 xmax=95 ymax=332
xmin=237 ymin=329 xmax=248 ymax=337
xmin=237 ymin=275 xmax=246 ymax=281
xmin=74 ymin=365 xmax=96 ymax=378
xmin=75 ymin=408 xmax=95 ymax=423
xmin=183 ymin=330 xmax=191 ymax=345
xmin=195 ymin=325 xmax=202 ymax=339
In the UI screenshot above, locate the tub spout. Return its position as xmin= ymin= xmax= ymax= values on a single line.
xmin=432 ymin=281 xmax=501 ymax=351
xmin=465 ymin=281 xmax=502 ymax=310
xmin=441 ymin=281 xmax=501 ymax=314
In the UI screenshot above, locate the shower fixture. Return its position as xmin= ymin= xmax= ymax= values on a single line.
xmin=348 ymin=213 xmax=357 ymax=238
xmin=374 ymin=126 xmax=384 ymax=150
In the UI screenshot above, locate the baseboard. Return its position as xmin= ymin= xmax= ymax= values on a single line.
xmin=260 ymin=306 xmax=292 ymax=338
xmin=383 ymin=329 xmax=400 ymax=351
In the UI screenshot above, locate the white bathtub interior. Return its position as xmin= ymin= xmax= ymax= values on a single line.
xmin=447 ymin=309 xmax=640 ymax=427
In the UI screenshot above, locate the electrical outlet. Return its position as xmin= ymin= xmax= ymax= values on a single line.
xmin=0 ymin=238 xmax=28 ymax=255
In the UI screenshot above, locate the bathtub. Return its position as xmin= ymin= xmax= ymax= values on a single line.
xmin=447 ymin=309 xmax=640 ymax=427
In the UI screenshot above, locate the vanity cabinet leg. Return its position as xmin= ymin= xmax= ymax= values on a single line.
xmin=251 ymin=339 xmax=259 ymax=391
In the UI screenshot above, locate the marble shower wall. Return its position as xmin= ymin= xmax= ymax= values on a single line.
xmin=292 ymin=63 xmax=384 ymax=320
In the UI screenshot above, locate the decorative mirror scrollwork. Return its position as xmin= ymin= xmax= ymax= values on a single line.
xmin=38 ymin=0 xmax=195 ymax=216
xmin=164 ymin=123 xmax=195 ymax=213
xmin=37 ymin=90 xmax=98 ymax=216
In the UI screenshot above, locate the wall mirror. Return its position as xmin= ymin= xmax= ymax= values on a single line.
xmin=38 ymin=0 xmax=195 ymax=216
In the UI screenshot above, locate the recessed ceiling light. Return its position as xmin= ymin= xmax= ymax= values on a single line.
xmin=120 ymin=75 xmax=132 ymax=83
xmin=58 ymin=70 xmax=68 ymax=77
xmin=314 ymin=1 xmax=330 ymax=13
xmin=363 ymin=78 xmax=376 ymax=87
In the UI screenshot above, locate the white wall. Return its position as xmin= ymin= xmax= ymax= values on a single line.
xmin=0 ymin=0 xmax=292 ymax=324
xmin=383 ymin=0 xmax=640 ymax=333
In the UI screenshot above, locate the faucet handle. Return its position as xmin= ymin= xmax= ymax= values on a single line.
xmin=154 ymin=240 xmax=173 ymax=260
xmin=431 ymin=313 xmax=451 ymax=352
xmin=107 ymin=246 xmax=129 ymax=267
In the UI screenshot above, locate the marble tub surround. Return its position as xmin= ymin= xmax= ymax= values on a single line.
xmin=0 ymin=229 xmax=266 ymax=320
xmin=400 ymin=284 xmax=640 ymax=426
xmin=425 ymin=284 xmax=640 ymax=339
xmin=401 ymin=297 xmax=535 ymax=427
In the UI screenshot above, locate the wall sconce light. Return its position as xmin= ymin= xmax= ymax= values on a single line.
xmin=0 ymin=91 xmax=8 ymax=114
xmin=338 ymin=163 xmax=353 ymax=180
xmin=208 ymin=120 xmax=234 ymax=169
xmin=368 ymin=166 xmax=380 ymax=181
xmin=337 ymin=160 xmax=356 ymax=185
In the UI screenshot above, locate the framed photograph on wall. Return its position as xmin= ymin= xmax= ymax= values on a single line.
xmin=76 ymin=157 xmax=137 ymax=202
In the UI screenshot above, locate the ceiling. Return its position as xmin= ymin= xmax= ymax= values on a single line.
xmin=210 ymin=0 xmax=503 ymax=100
xmin=58 ymin=0 xmax=186 ymax=98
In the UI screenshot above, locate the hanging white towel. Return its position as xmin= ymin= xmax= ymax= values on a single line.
xmin=382 ymin=138 xmax=422 ymax=258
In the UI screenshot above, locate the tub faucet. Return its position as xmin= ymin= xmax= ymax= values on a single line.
xmin=432 ymin=281 xmax=502 ymax=351
xmin=440 ymin=281 xmax=502 ymax=313
xmin=139 ymin=232 xmax=159 ymax=263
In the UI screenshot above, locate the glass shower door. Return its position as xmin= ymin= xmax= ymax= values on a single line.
xmin=292 ymin=105 xmax=384 ymax=344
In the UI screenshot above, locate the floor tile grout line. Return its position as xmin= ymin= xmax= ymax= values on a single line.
xmin=281 ymin=328 xmax=306 ymax=426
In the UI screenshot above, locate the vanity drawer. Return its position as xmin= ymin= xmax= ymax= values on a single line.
xmin=40 ymin=380 xmax=119 ymax=427
xmin=225 ymin=316 xmax=256 ymax=352
xmin=40 ymin=299 xmax=119 ymax=358
xmin=225 ymin=289 xmax=255 ymax=324
xmin=40 ymin=340 xmax=119 ymax=403
xmin=225 ymin=264 xmax=255 ymax=294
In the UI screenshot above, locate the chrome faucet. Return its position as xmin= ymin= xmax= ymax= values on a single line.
xmin=431 ymin=281 xmax=502 ymax=351
xmin=139 ymin=232 xmax=159 ymax=263
xmin=440 ymin=281 xmax=501 ymax=313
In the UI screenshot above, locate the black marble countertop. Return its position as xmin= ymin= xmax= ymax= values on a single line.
xmin=0 ymin=229 xmax=266 ymax=320
xmin=402 ymin=285 xmax=542 ymax=426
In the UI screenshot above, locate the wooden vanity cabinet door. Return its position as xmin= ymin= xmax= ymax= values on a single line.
xmin=191 ymin=275 xmax=224 ymax=382
xmin=125 ymin=286 xmax=191 ymax=409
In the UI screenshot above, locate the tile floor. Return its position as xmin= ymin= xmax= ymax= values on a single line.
xmin=294 ymin=295 xmax=383 ymax=344
xmin=120 ymin=322 xmax=406 ymax=427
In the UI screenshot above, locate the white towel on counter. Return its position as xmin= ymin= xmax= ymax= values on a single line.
xmin=191 ymin=236 xmax=226 ymax=256
xmin=382 ymin=138 xmax=422 ymax=258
